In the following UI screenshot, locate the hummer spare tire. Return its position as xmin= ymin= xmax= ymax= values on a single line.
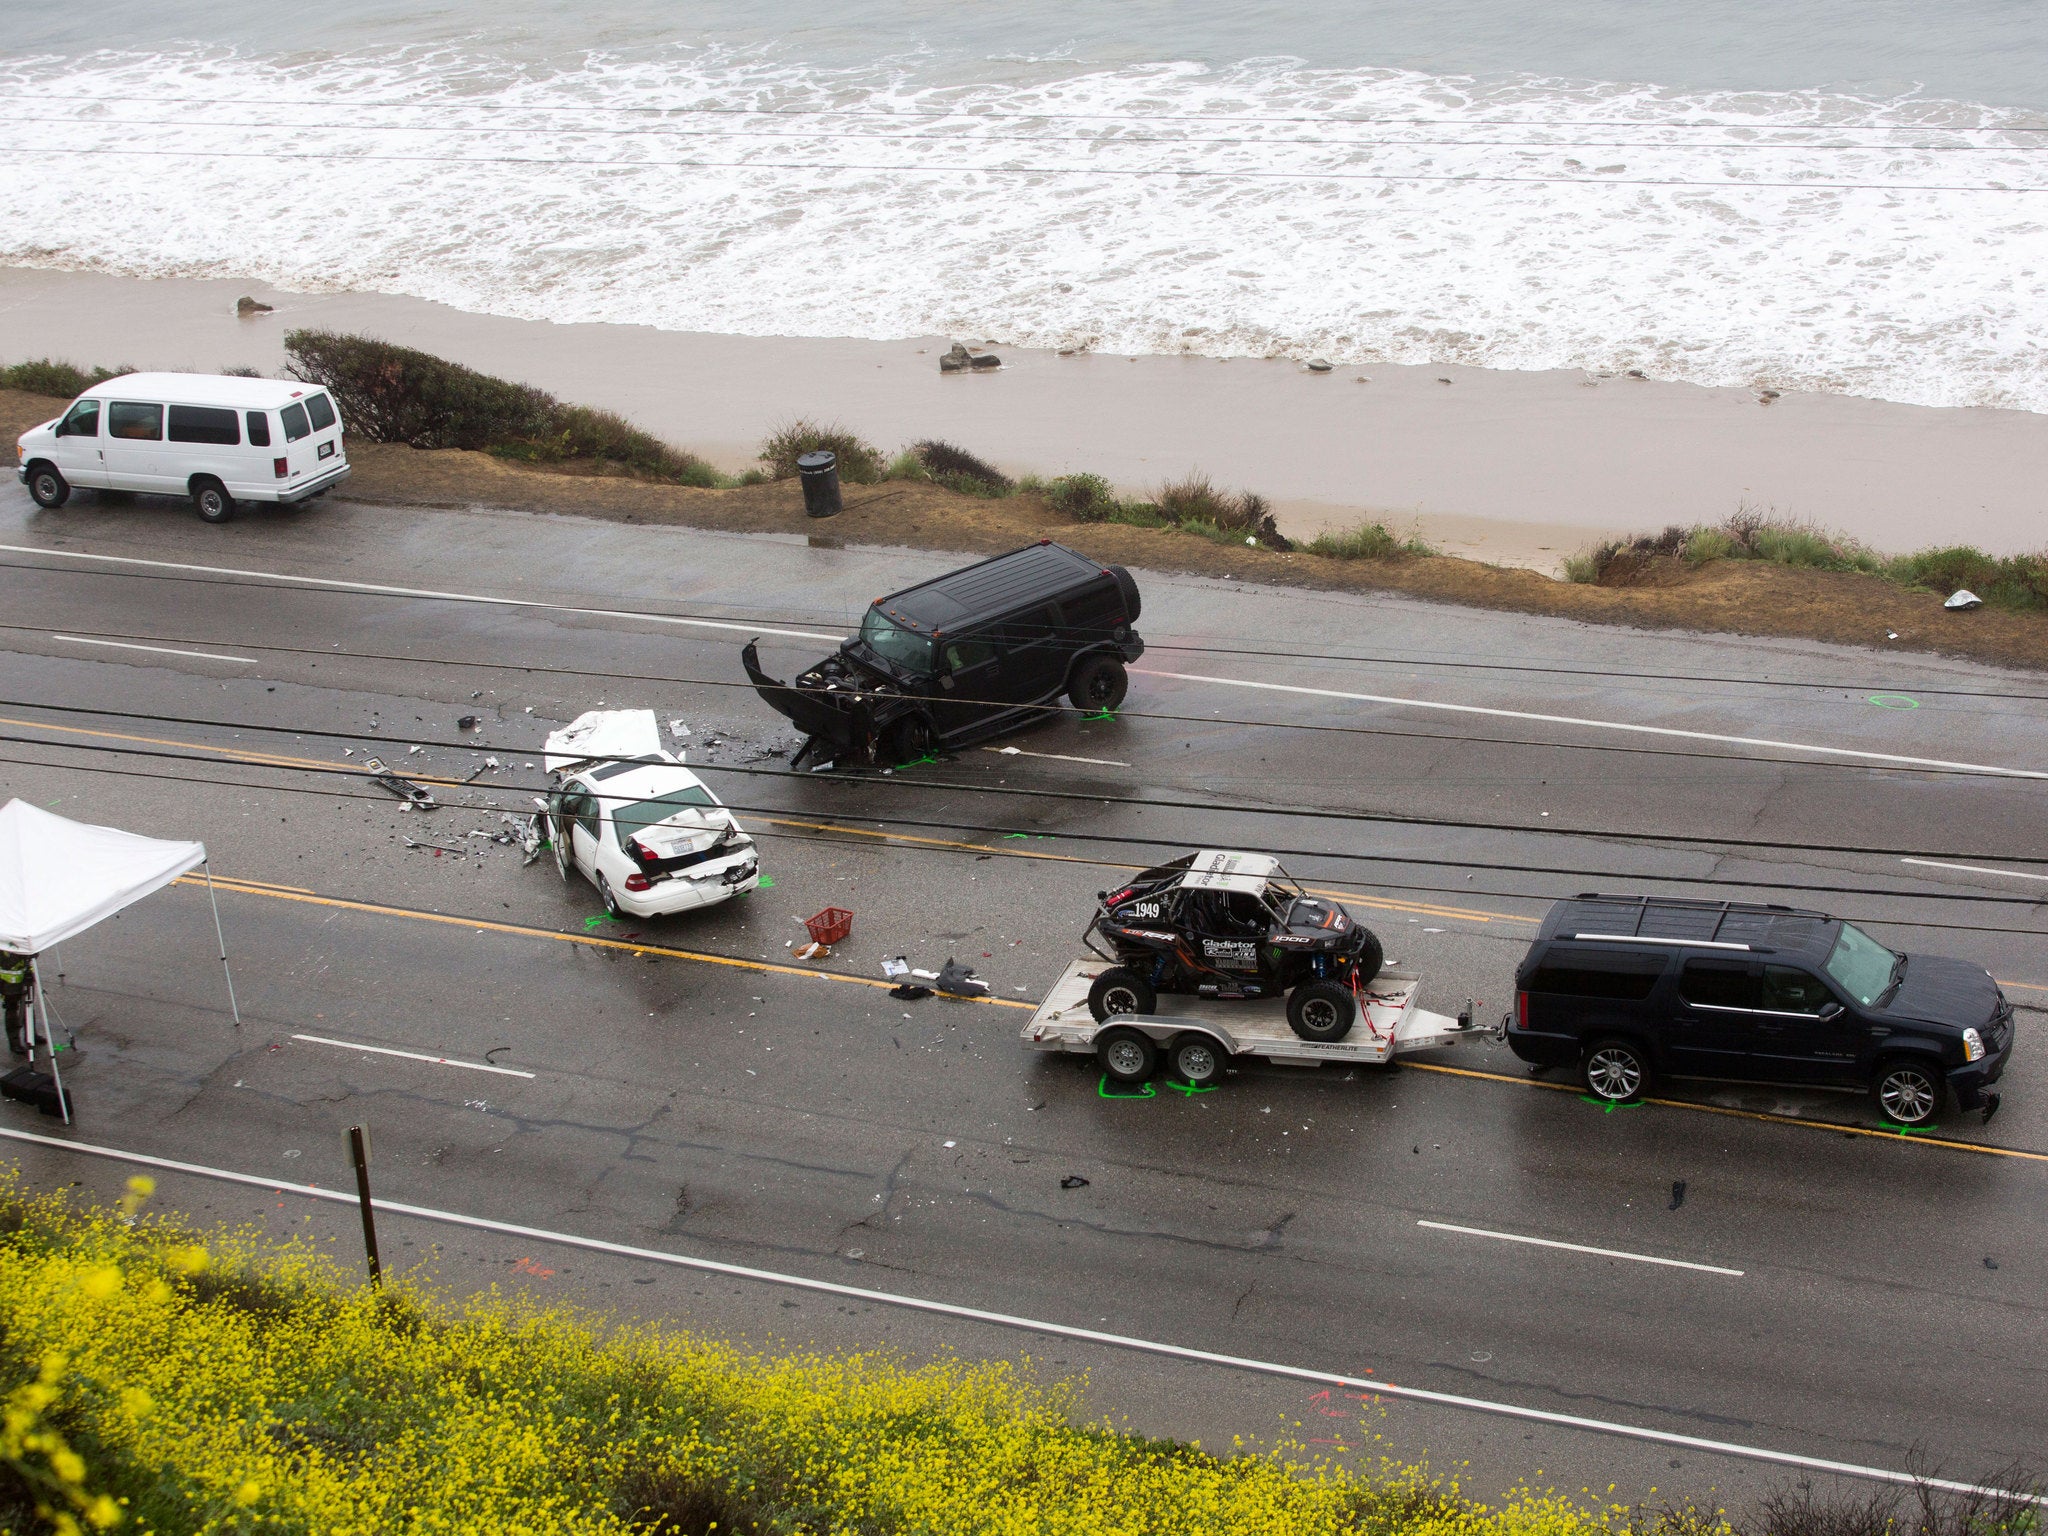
xmin=1287 ymin=980 xmax=1357 ymax=1043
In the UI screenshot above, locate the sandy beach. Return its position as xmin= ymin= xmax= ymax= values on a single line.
xmin=5 ymin=265 xmax=2047 ymax=571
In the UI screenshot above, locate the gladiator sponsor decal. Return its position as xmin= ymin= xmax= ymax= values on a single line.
xmin=1200 ymin=938 xmax=1260 ymax=969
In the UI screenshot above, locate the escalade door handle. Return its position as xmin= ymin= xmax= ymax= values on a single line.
xmin=1868 ymin=1026 xmax=1891 ymax=1037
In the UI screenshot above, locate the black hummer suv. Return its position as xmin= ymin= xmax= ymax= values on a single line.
xmin=742 ymin=540 xmax=1143 ymax=768
xmin=1084 ymin=850 xmax=1386 ymax=1042
xmin=1507 ymin=894 xmax=2014 ymax=1126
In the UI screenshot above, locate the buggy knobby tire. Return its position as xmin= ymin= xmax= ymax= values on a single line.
xmin=1287 ymin=980 xmax=1356 ymax=1043
xmin=1087 ymin=967 xmax=1156 ymax=1022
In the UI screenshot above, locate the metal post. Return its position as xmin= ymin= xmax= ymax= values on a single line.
xmin=202 ymin=862 xmax=241 ymax=1026
xmin=348 ymin=1126 xmax=382 ymax=1286
xmin=35 ymin=972 xmax=69 ymax=1127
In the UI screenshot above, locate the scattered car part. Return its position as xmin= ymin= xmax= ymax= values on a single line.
xmin=362 ymin=757 xmax=437 ymax=811
xmin=1945 ymin=589 xmax=1984 ymax=610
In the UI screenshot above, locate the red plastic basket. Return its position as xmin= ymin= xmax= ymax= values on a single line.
xmin=804 ymin=907 xmax=854 ymax=946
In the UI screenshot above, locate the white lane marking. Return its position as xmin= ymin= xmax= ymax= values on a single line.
xmin=0 ymin=544 xmax=842 ymax=645
xmin=1 ymin=1126 xmax=2028 ymax=1505
xmin=1417 ymin=1220 xmax=1744 ymax=1276
xmin=290 ymin=1032 xmax=537 ymax=1079
xmin=52 ymin=634 xmax=258 ymax=664
xmin=1901 ymin=858 xmax=2048 ymax=884
xmin=984 ymin=746 xmax=1131 ymax=767
xmin=1137 ymin=667 xmax=2048 ymax=781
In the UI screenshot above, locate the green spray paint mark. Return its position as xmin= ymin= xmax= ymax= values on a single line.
xmin=1164 ymin=1078 xmax=1218 ymax=1096
xmin=892 ymin=753 xmax=941 ymax=770
xmin=583 ymin=916 xmax=606 ymax=931
xmin=756 ymin=875 xmax=774 ymax=888
xmin=1876 ymin=1119 xmax=1936 ymax=1135
xmin=1001 ymin=833 xmax=1053 ymax=841
xmin=1097 ymin=1075 xmax=1156 ymax=1100
xmin=1083 ymin=709 xmax=1118 ymax=722
xmin=1868 ymin=694 xmax=1921 ymax=710
xmin=1577 ymin=1094 xmax=1645 ymax=1113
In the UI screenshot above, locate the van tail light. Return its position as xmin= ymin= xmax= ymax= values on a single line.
xmin=623 ymin=873 xmax=652 ymax=892
xmin=1516 ymin=991 xmax=1529 ymax=1030
xmin=273 ymin=457 xmax=289 ymax=478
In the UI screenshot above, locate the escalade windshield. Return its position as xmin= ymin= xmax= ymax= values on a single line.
xmin=859 ymin=609 xmax=933 ymax=675
xmin=1824 ymin=921 xmax=1899 ymax=1005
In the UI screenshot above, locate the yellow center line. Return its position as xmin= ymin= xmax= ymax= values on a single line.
xmin=171 ymin=875 xmax=1033 ymax=1008
xmin=1401 ymin=1061 xmax=2047 ymax=1163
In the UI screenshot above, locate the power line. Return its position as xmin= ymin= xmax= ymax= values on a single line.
xmin=16 ymin=143 xmax=2039 ymax=192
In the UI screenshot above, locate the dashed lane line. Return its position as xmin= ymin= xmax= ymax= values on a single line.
xmin=0 ymin=1125 xmax=2033 ymax=1505
xmin=51 ymin=634 xmax=259 ymax=664
xmin=290 ymin=1033 xmax=537 ymax=1079
xmin=1416 ymin=1219 xmax=1744 ymax=1276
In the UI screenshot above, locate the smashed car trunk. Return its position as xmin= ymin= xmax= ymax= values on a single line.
xmin=741 ymin=641 xmax=878 ymax=769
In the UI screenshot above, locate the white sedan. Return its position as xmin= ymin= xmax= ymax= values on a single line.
xmin=542 ymin=710 xmax=760 ymax=918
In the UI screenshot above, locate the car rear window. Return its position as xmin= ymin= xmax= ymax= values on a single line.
xmin=107 ymin=402 xmax=163 ymax=441
xmin=168 ymin=404 xmax=240 ymax=446
xmin=1679 ymin=959 xmax=1760 ymax=1009
xmin=1527 ymin=947 xmax=1666 ymax=1000
xmin=305 ymin=392 xmax=336 ymax=432
xmin=614 ymin=785 xmax=719 ymax=847
xmin=245 ymin=411 xmax=271 ymax=447
xmin=280 ymin=402 xmax=312 ymax=442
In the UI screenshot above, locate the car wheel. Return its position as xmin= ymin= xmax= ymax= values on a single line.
xmin=1068 ymin=654 xmax=1129 ymax=713
xmin=25 ymin=464 xmax=68 ymax=509
xmin=1096 ymin=1027 xmax=1159 ymax=1084
xmin=1087 ymin=966 xmax=1156 ymax=1022
xmin=882 ymin=714 xmax=934 ymax=766
xmin=1349 ymin=928 xmax=1385 ymax=987
xmin=595 ymin=872 xmax=626 ymax=918
xmin=192 ymin=477 xmax=235 ymax=524
xmin=1287 ymin=979 xmax=1356 ymax=1043
xmin=1873 ymin=1058 xmax=1943 ymax=1127
xmin=1169 ymin=1032 xmax=1227 ymax=1086
xmin=1582 ymin=1037 xmax=1651 ymax=1103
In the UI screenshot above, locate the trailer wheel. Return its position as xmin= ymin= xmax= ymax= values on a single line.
xmin=1169 ymin=1033 xmax=1227 ymax=1086
xmin=1087 ymin=967 xmax=1156 ymax=1022
xmin=1287 ymin=980 xmax=1356 ymax=1043
xmin=1096 ymin=1027 xmax=1158 ymax=1084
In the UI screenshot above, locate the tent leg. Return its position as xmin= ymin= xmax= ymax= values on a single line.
xmin=203 ymin=862 xmax=241 ymax=1027
xmin=37 ymin=983 xmax=69 ymax=1128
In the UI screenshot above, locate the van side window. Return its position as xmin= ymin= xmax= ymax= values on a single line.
xmin=56 ymin=401 xmax=99 ymax=438
xmin=107 ymin=402 xmax=163 ymax=441
xmin=304 ymin=393 xmax=337 ymax=432
xmin=1528 ymin=948 xmax=1666 ymax=1000
xmin=168 ymin=404 xmax=240 ymax=446
xmin=245 ymin=411 xmax=271 ymax=447
xmin=280 ymin=402 xmax=312 ymax=442
xmin=1762 ymin=966 xmax=1833 ymax=1014
xmin=1679 ymin=959 xmax=1760 ymax=1009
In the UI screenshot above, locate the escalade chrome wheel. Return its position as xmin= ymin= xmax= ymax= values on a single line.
xmin=1875 ymin=1061 xmax=1940 ymax=1126
xmin=1583 ymin=1039 xmax=1649 ymax=1102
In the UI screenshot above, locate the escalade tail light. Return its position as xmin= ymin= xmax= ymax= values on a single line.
xmin=1516 ymin=991 xmax=1529 ymax=1030
xmin=623 ymin=873 xmax=653 ymax=892
xmin=273 ymin=457 xmax=289 ymax=478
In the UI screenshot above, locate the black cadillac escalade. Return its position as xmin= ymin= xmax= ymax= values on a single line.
xmin=1507 ymin=894 xmax=2013 ymax=1127
xmin=742 ymin=540 xmax=1144 ymax=768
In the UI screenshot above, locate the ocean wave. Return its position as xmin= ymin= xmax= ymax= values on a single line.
xmin=1 ymin=44 xmax=2046 ymax=410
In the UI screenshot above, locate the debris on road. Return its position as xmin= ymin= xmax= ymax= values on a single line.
xmin=363 ymin=758 xmax=437 ymax=811
xmin=457 ymin=715 xmax=481 ymax=731
xmin=794 ymin=941 xmax=832 ymax=961
xmin=890 ymin=984 xmax=933 ymax=1000
xmin=935 ymin=958 xmax=989 ymax=998
xmin=1946 ymin=589 xmax=1984 ymax=611
xmin=882 ymin=956 xmax=910 ymax=979
xmin=1669 ymin=1180 xmax=1687 ymax=1211
xmin=1059 ymin=1175 xmax=1090 ymax=1189
xmin=805 ymin=907 xmax=854 ymax=947
xmin=402 ymin=836 xmax=467 ymax=857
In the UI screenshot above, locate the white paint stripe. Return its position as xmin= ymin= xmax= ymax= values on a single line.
xmin=0 ymin=1125 xmax=2028 ymax=1504
xmin=290 ymin=1032 xmax=537 ymax=1079
xmin=984 ymin=746 xmax=1131 ymax=767
xmin=0 ymin=544 xmax=842 ymax=645
xmin=1417 ymin=1219 xmax=1745 ymax=1276
xmin=1901 ymin=858 xmax=2048 ymax=884
xmin=1138 ymin=667 xmax=2048 ymax=781
xmin=52 ymin=634 xmax=258 ymax=664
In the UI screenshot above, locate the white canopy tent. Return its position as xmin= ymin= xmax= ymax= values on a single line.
xmin=0 ymin=800 xmax=241 ymax=1124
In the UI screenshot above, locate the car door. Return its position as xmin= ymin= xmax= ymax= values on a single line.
xmin=101 ymin=400 xmax=168 ymax=491
xmin=556 ymin=782 xmax=603 ymax=879
xmin=998 ymin=603 xmax=1069 ymax=704
xmin=1750 ymin=964 xmax=1861 ymax=1083
xmin=933 ymin=631 xmax=1005 ymax=738
xmin=49 ymin=399 xmax=107 ymax=488
xmin=1670 ymin=957 xmax=1765 ymax=1076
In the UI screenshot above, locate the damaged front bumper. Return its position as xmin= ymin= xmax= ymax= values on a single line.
xmin=742 ymin=639 xmax=881 ymax=767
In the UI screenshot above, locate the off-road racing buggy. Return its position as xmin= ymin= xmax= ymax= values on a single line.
xmin=741 ymin=540 xmax=1143 ymax=769
xmin=1084 ymin=851 xmax=1386 ymax=1043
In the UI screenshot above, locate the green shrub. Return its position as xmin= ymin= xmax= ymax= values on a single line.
xmin=1156 ymin=472 xmax=1266 ymax=534
xmin=1304 ymin=521 xmax=1436 ymax=560
xmin=0 ymin=358 xmax=127 ymax=397
xmin=910 ymin=438 xmax=1012 ymax=495
xmin=1045 ymin=472 xmax=1121 ymax=522
xmin=758 ymin=419 xmax=885 ymax=484
xmin=282 ymin=329 xmax=720 ymax=484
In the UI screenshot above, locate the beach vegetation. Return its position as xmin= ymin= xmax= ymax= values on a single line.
xmin=1566 ymin=511 xmax=2048 ymax=612
xmin=282 ymin=329 xmax=724 ymax=485
xmin=0 ymin=358 xmax=129 ymax=398
xmin=759 ymin=419 xmax=886 ymax=484
xmin=1305 ymin=521 xmax=1438 ymax=561
xmin=906 ymin=438 xmax=1013 ymax=495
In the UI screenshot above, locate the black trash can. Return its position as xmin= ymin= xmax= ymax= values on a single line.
xmin=797 ymin=450 xmax=843 ymax=519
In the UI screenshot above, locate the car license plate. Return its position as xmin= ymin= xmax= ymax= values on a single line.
xmin=318 ymin=440 xmax=335 ymax=460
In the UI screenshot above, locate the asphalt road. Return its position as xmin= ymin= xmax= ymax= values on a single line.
xmin=0 ymin=485 xmax=2042 ymax=1513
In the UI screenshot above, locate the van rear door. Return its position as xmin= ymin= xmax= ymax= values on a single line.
xmin=302 ymin=390 xmax=344 ymax=471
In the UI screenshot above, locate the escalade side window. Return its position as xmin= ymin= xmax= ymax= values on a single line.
xmin=1527 ymin=947 xmax=1666 ymax=1001
xmin=56 ymin=400 xmax=99 ymax=437
xmin=1679 ymin=959 xmax=1760 ymax=1009
xmin=1761 ymin=966 xmax=1833 ymax=1014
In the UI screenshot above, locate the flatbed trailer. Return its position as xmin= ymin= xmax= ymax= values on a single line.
xmin=1022 ymin=957 xmax=1484 ymax=1083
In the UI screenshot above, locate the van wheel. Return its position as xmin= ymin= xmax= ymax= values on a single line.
xmin=1096 ymin=1027 xmax=1158 ymax=1084
xmin=1582 ymin=1037 xmax=1652 ymax=1103
xmin=1872 ymin=1059 xmax=1942 ymax=1127
xmin=1168 ymin=1033 xmax=1227 ymax=1085
xmin=1087 ymin=967 xmax=1156 ymax=1022
xmin=25 ymin=464 xmax=68 ymax=509
xmin=1068 ymin=654 xmax=1129 ymax=712
xmin=1287 ymin=980 xmax=1356 ymax=1043
xmin=192 ymin=477 xmax=235 ymax=523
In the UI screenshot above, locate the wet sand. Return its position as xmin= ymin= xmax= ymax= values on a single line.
xmin=6 ymin=265 xmax=2047 ymax=570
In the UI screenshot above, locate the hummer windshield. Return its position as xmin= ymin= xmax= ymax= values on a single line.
xmin=859 ymin=609 xmax=934 ymax=675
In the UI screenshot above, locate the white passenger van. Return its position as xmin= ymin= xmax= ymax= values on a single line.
xmin=16 ymin=372 xmax=349 ymax=523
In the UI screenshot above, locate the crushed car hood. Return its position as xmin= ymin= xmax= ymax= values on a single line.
xmin=543 ymin=709 xmax=668 ymax=774
xmin=1874 ymin=952 xmax=2001 ymax=1029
